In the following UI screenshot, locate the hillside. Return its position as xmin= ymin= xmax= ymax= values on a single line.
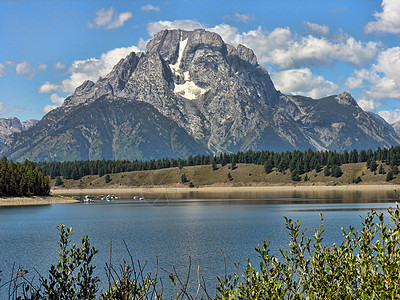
xmin=51 ymin=162 xmax=400 ymax=189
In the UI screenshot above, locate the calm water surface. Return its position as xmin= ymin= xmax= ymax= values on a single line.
xmin=0 ymin=196 xmax=396 ymax=297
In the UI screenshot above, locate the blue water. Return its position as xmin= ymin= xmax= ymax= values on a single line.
xmin=0 ymin=198 xmax=395 ymax=297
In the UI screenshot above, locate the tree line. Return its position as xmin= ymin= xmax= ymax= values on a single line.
xmin=35 ymin=146 xmax=400 ymax=181
xmin=0 ymin=157 xmax=50 ymax=196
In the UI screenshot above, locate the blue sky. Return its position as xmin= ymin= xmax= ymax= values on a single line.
xmin=1 ymin=0 xmax=400 ymax=124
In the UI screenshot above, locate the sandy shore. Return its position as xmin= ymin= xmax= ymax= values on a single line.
xmin=0 ymin=195 xmax=79 ymax=207
xmin=53 ymin=184 xmax=400 ymax=201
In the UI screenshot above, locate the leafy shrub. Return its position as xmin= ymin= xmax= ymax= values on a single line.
xmin=216 ymin=204 xmax=400 ymax=299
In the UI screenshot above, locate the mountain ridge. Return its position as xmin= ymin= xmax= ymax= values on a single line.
xmin=2 ymin=29 xmax=399 ymax=162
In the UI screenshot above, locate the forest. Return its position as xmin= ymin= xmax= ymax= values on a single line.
xmin=36 ymin=146 xmax=400 ymax=182
xmin=0 ymin=157 xmax=50 ymax=196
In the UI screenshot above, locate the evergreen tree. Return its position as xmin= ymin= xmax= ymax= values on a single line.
xmin=378 ymin=164 xmax=386 ymax=174
xmin=331 ymin=165 xmax=343 ymax=178
xmin=264 ymin=159 xmax=273 ymax=174
xmin=227 ymin=172 xmax=233 ymax=181
xmin=212 ymin=160 xmax=218 ymax=171
xmin=386 ymin=171 xmax=394 ymax=182
xmin=55 ymin=176 xmax=63 ymax=186
xmin=323 ymin=166 xmax=331 ymax=177
xmin=181 ymin=173 xmax=187 ymax=183
xmin=105 ymin=174 xmax=111 ymax=183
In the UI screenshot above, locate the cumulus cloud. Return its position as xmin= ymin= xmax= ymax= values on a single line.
xmin=41 ymin=45 xmax=141 ymax=97
xmin=38 ymin=82 xmax=58 ymax=94
xmin=43 ymin=104 xmax=59 ymax=113
xmin=147 ymin=20 xmax=378 ymax=69
xmin=305 ymin=22 xmax=329 ymax=36
xmin=346 ymin=47 xmax=400 ymax=99
xmin=357 ymin=99 xmax=383 ymax=111
xmin=141 ymin=4 xmax=160 ymax=11
xmin=379 ymin=109 xmax=400 ymax=124
xmin=147 ymin=20 xmax=204 ymax=36
xmin=53 ymin=62 xmax=65 ymax=70
xmin=43 ymin=94 xmax=65 ymax=113
xmin=60 ymin=45 xmax=141 ymax=93
xmin=15 ymin=61 xmax=33 ymax=75
xmin=272 ymin=68 xmax=339 ymax=99
xmin=217 ymin=25 xmax=379 ymax=69
xmin=88 ymin=7 xmax=132 ymax=30
xmin=365 ymin=0 xmax=400 ymax=34
xmin=0 ymin=63 xmax=5 ymax=77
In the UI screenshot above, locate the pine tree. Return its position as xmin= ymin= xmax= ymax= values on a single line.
xmin=55 ymin=176 xmax=63 ymax=186
xmin=331 ymin=165 xmax=343 ymax=178
xmin=181 ymin=173 xmax=187 ymax=183
xmin=323 ymin=166 xmax=331 ymax=177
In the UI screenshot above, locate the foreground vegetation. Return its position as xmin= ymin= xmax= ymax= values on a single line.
xmin=2 ymin=200 xmax=400 ymax=299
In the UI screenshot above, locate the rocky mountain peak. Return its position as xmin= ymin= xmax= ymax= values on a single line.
xmin=334 ymin=91 xmax=358 ymax=106
xmin=1 ymin=29 xmax=399 ymax=162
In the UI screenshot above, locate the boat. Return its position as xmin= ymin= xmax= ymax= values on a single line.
xmin=139 ymin=197 xmax=145 ymax=201
xmin=133 ymin=196 xmax=139 ymax=200
xmin=82 ymin=195 xmax=94 ymax=202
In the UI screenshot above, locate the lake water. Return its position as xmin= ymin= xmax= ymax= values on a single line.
xmin=0 ymin=194 xmax=397 ymax=297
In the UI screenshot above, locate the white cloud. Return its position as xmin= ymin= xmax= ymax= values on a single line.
xmin=43 ymin=104 xmax=59 ymax=114
xmin=365 ymin=0 xmax=400 ymax=34
xmin=147 ymin=21 xmax=378 ymax=69
xmin=141 ymin=4 xmax=160 ymax=12
xmin=209 ymin=24 xmax=379 ymax=69
xmin=305 ymin=22 xmax=329 ymax=36
xmin=232 ymin=13 xmax=254 ymax=23
xmin=358 ymin=99 xmax=382 ymax=111
xmin=50 ymin=94 xmax=64 ymax=104
xmin=38 ymin=82 xmax=58 ymax=94
xmin=347 ymin=47 xmax=400 ymax=99
xmin=88 ymin=7 xmax=132 ymax=30
xmin=0 ymin=63 xmax=5 ymax=77
xmin=38 ymin=64 xmax=47 ymax=71
xmin=147 ymin=20 xmax=204 ymax=36
xmin=53 ymin=62 xmax=65 ymax=70
xmin=272 ymin=68 xmax=339 ymax=99
xmin=379 ymin=109 xmax=400 ymax=124
xmin=15 ymin=61 xmax=33 ymax=75
xmin=42 ymin=45 xmax=141 ymax=94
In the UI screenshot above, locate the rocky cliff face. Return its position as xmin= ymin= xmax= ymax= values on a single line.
xmin=0 ymin=117 xmax=38 ymax=150
xmin=2 ymin=29 xmax=399 ymax=161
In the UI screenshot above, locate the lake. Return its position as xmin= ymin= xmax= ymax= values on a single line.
xmin=0 ymin=193 xmax=397 ymax=297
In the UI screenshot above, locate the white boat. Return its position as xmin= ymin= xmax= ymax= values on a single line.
xmin=83 ymin=195 xmax=94 ymax=202
xmin=133 ymin=196 xmax=139 ymax=200
xmin=139 ymin=197 xmax=145 ymax=201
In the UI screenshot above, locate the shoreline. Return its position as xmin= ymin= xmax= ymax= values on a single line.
xmin=2 ymin=185 xmax=399 ymax=207
xmin=0 ymin=195 xmax=79 ymax=207
xmin=54 ymin=184 xmax=400 ymax=201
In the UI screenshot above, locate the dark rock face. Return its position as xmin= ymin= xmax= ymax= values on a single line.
xmin=2 ymin=29 xmax=399 ymax=161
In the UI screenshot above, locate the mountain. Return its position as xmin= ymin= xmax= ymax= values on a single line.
xmin=0 ymin=117 xmax=38 ymax=149
xmin=2 ymin=29 xmax=399 ymax=161
xmin=392 ymin=121 xmax=400 ymax=136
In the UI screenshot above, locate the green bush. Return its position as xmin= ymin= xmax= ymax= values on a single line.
xmin=216 ymin=204 xmax=400 ymax=299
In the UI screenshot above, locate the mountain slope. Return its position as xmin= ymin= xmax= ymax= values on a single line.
xmin=2 ymin=29 xmax=399 ymax=161
xmin=0 ymin=117 xmax=38 ymax=149
xmin=2 ymin=96 xmax=209 ymax=161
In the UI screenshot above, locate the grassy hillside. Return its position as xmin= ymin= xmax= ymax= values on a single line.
xmin=51 ymin=162 xmax=400 ymax=189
